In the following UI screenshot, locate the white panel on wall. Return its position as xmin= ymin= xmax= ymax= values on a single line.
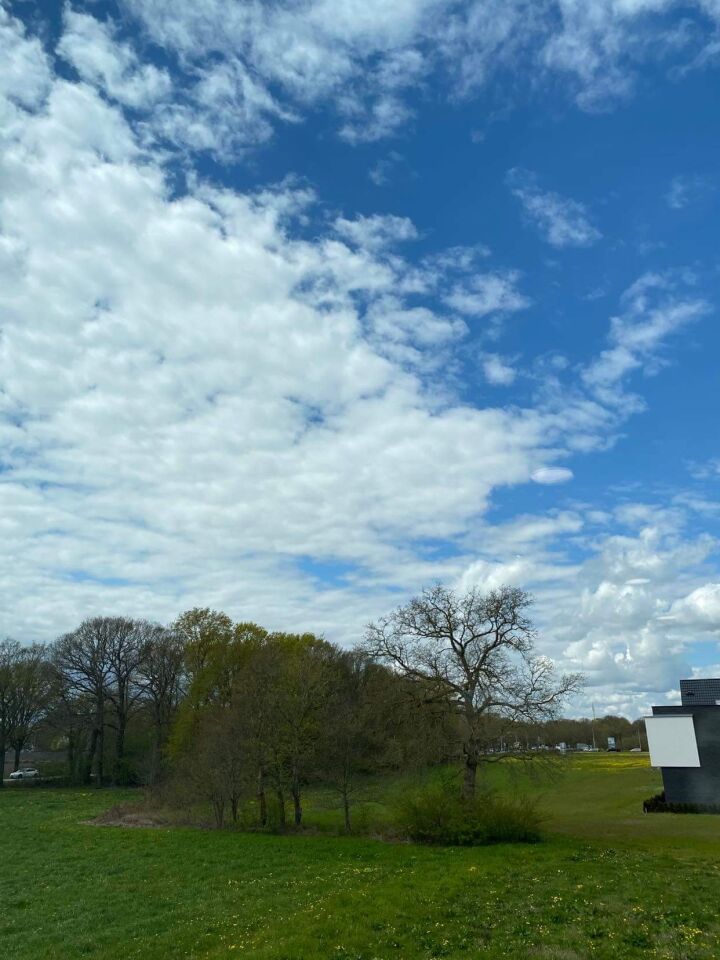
xmin=645 ymin=715 xmax=701 ymax=768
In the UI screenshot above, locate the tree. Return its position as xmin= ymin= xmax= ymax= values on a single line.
xmin=364 ymin=584 xmax=584 ymax=798
xmin=169 ymin=608 xmax=237 ymax=753
xmin=318 ymin=652 xmax=385 ymax=832
xmin=53 ymin=618 xmax=120 ymax=786
xmin=173 ymin=608 xmax=234 ymax=701
xmin=181 ymin=707 xmax=247 ymax=828
xmin=137 ymin=626 xmax=185 ymax=783
xmin=0 ymin=641 xmax=22 ymax=787
xmin=46 ymin=685 xmax=97 ymax=784
xmin=8 ymin=644 xmax=53 ymax=771
xmin=269 ymin=633 xmax=335 ymax=827
xmin=104 ymin=619 xmax=156 ymax=784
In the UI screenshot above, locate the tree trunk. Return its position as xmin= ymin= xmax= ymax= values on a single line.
xmin=276 ymin=787 xmax=286 ymax=829
xmin=212 ymin=797 xmax=225 ymax=829
xmin=0 ymin=746 xmax=5 ymax=788
xmin=292 ymin=772 xmax=302 ymax=826
xmin=149 ymin=719 xmax=164 ymax=785
xmin=342 ymin=790 xmax=351 ymax=833
xmin=114 ymin=714 xmax=126 ymax=785
xmin=95 ymin=720 xmax=104 ymax=788
xmin=84 ymin=727 xmax=98 ymax=785
xmin=66 ymin=734 xmax=76 ymax=783
xmin=257 ymin=768 xmax=267 ymax=826
xmin=13 ymin=744 xmax=21 ymax=772
xmin=231 ymin=794 xmax=240 ymax=824
xmin=463 ymin=755 xmax=477 ymax=800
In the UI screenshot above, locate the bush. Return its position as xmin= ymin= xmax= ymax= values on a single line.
xmin=643 ymin=791 xmax=720 ymax=814
xmin=392 ymin=779 xmax=543 ymax=845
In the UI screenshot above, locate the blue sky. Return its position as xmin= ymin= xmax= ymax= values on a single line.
xmin=2 ymin=0 xmax=720 ymax=715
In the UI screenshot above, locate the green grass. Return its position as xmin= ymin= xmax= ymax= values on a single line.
xmin=2 ymin=755 xmax=720 ymax=959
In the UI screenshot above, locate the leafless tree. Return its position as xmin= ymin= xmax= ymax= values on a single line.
xmin=181 ymin=707 xmax=247 ymax=828
xmin=54 ymin=617 xmax=152 ymax=785
xmin=0 ymin=640 xmax=23 ymax=786
xmin=364 ymin=584 xmax=584 ymax=798
xmin=104 ymin=619 xmax=153 ymax=784
xmin=137 ymin=626 xmax=185 ymax=783
xmin=54 ymin=620 xmax=114 ymax=785
xmin=8 ymin=644 xmax=53 ymax=771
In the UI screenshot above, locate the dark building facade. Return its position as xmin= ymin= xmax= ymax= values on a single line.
xmin=648 ymin=679 xmax=720 ymax=808
xmin=680 ymin=677 xmax=720 ymax=706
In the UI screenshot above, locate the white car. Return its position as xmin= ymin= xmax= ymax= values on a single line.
xmin=9 ymin=768 xmax=40 ymax=780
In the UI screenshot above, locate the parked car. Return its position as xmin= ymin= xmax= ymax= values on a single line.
xmin=8 ymin=768 xmax=40 ymax=780
xmin=629 ymin=747 xmax=642 ymax=752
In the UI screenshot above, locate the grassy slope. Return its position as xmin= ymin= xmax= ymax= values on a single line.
xmin=1 ymin=755 xmax=720 ymax=960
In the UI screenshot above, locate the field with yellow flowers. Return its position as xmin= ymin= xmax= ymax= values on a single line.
xmin=2 ymin=753 xmax=720 ymax=959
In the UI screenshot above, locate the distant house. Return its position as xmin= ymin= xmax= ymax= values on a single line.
xmin=646 ymin=678 xmax=720 ymax=808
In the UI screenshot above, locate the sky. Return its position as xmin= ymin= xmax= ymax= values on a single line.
xmin=1 ymin=0 xmax=720 ymax=718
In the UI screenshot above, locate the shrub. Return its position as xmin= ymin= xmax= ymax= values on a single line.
xmin=392 ymin=779 xmax=543 ymax=845
xmin=643 ymin=791 xmax=720 ymax=814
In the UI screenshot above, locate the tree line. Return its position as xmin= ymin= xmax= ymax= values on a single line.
xmin=2 ymin=585 xmax=590 ymax=827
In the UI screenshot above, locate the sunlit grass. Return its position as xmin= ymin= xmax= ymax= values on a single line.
xmin=2 ymin=754 xmax=720 ymax=958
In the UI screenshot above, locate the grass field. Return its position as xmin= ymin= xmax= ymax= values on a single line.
xmin=2 ymin=754 xmax=720 ymax=959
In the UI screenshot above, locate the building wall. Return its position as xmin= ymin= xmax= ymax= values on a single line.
xmin=652 ymin=705 xmax=720 ymax=806
xmin=680 ymin=678 xmax=720 ymax=706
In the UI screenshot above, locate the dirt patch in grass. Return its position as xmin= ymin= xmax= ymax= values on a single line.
xmin=88 ymin=804 xmax=171 ymax=828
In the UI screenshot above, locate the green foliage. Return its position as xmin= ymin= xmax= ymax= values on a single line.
xmin=4 ymin=758 xmax=720 ymax=959
xmin=392 ymin=777 xmax=542 ymax=845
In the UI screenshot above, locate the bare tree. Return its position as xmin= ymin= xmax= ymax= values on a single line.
xmin=364 ymin=584 xmax=584 ymax=798
xmin=180 ymin=707 xmax=247 ymax=828
xmin=104 ymin=619 xmax=152 ymax=784
xmin=47 ymin=685 xmax=97 ymax=784
xmin=0 ymin=641 xmax=22 ymax=786
xmin=8 ymin=644 xmax=53 ymax=771
xmin=137 ymin=626 xmax=185 ymax=784
xmin=53 ymin=618 xmax=119 ymax=786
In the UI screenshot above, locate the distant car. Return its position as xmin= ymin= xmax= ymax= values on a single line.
xmin=629 ymin=747 xmax=642 ymax=752
xmin=8 ymin=768 xmax=40 ymax=780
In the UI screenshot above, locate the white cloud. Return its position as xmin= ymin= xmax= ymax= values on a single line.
xmin=482 ymin=353 xmax=517 ymax=385
xmin=666 ymin=173 xmax=712 ymax=209
xmin=582 ymin=272 xmax=709 ymax=403
xmin=539 ymin=0 xmax=720 ymax=110
xmin=0 ymin=8 xmax=51 ymax=110
xmin=0 ymin=45 xmax=583 ymax=643
xmin=333 ymin=213 xmax=419 ymax=249
xmin=531 ymin=466 xmax=574 ymax=484
xmin=668 ymin=583 xmax=720 ymax=628
xmin=444 ymin=270 xmax=530 ymax=317
xmin=338 ymin=94 xmax=414 ymax=143
xmin=507 ymin=168 xmax=602 ymax=248
xmin=110 ymin=0 xmax=720 ymax=152
xmin=58 ymin=9 xmax=171 ymax=109
xmin=368 ymin=150 xmax=406 ymax=185
xmin=367 ymin=297 xmax=466 ymax=350
xmin=3 ymin=6 xmax=719 ymax=722
xmin=458 ymin=503 xmax=720 ymax=715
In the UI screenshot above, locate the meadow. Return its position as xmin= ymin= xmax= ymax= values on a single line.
xmin=2 ymin=754 xmax=720 ymax=959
